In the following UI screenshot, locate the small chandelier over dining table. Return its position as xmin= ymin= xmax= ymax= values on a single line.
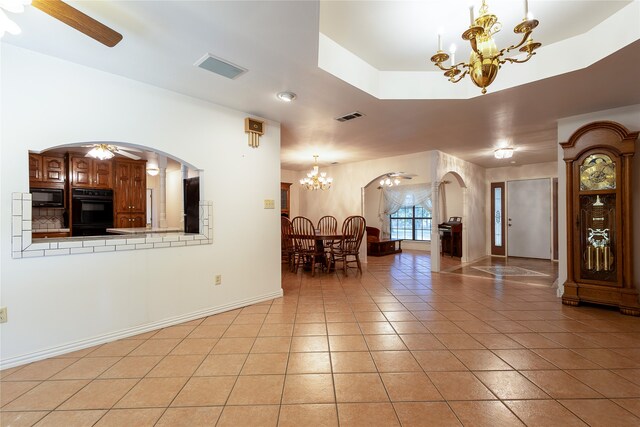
xmin=300 ymin=155 xmax=333 ymax=191
xmin=430 ymin=0 xmax=541 ymax=94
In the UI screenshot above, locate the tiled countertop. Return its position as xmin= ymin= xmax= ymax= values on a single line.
xmin=106 ymin=227 xmax=182 ymax=235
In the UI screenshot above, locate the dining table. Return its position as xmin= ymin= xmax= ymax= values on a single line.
xmin=290 ymin=231 xmax=345 ymax=273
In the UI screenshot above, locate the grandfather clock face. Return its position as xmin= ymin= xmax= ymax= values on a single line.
xmin=579 ymin=154 xmax=616 ymax=191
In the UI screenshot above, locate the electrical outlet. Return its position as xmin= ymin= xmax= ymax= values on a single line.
xmin=215 ymin=275 xmax=222 ymax=286
xmin=264 ymin=199 xmax=275 ymax=209
xmin=0 ymin=307 xmax=7 ymax=324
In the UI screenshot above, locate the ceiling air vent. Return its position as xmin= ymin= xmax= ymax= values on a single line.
xmin=336 ymin=111 xmax=365 ymax=122
xmin=194 ymin=54 xmax=247 ymax=80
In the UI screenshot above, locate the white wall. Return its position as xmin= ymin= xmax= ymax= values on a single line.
xmin=442 ymin=172 xmax=463 ymax=219
xmin=0 ymin=45 xmax=282 ymax=365
xmin=364 ymin=184 xmax=383 ymax=231
xmin=556 ymin=104 xmax=640 ymax=296
xmin=485 ymin=162 xmax=558 ymax=256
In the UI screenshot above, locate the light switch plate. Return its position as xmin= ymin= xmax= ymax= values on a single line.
xmin=264 ymin=199 xmax=275 ymax=209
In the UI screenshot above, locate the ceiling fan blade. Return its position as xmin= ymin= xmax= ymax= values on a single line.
xmin=114 ymin=149 xmax=141 ymax=160
xmin=32 ymin=0 xmax=123 ymax=47
xmin=113 ymin=146 xmax=143 ymax=153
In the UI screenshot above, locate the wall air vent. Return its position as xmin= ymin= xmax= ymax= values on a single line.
xmin=194 ymin=54 xmax=248 ymax=80
xmin=335 ymin=111 xmax=364 ymax=122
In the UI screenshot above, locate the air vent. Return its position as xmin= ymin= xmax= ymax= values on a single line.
xmin=336 ymin=111 xmax=365 ymax=122
xmin=194 ymin=54 xmax=247 ymax=80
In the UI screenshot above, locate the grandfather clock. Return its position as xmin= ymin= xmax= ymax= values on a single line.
xmin=561 ymin=121 xmax=639 ymax=315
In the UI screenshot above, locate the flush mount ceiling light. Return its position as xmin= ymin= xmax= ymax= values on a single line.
xmin=300 ymin=155 xmax=333 ymax=191
xmin=494 ymin=147 xmax=514 ymax=159
xmin=146 ymin=167 xmax=159 ymax=176
xmin=431 ymin=0 xmax=541 ymax=94
xmin=277 ymin=91 xmax=297 ymax=102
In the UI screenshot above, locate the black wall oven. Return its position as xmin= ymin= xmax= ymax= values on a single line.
xmin=72 ymin=189 xmax=114 ymax=236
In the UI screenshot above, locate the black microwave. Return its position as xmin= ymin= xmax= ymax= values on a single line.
xmin=31 ymin=188 xmax=65 ymax=208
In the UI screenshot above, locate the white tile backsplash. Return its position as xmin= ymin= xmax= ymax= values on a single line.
xmin=32 ymin=207 xmax=66 ymax=230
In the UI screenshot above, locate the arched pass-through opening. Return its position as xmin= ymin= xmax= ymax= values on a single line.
xmin=27 ymin=140 xmax=201 ymax=235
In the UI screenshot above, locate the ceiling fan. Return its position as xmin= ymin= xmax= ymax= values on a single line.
xmin=83 ymin=144 xmax=142 ymax=161
xmin=377 ymin=172 xmax=417 ymax=189
xmin=31 ymin=0 xmax=122 ymax=47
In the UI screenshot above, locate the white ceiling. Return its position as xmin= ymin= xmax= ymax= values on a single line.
xmin=4 ymin=1 xmax=640 ymax=170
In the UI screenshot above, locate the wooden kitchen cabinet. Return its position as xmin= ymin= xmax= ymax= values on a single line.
xmin=114 ymin=159 xmax=147 ymax=228
xmin=115 ymin=213 xmax=146 ymax=228
xmin=29 ymin=153 xmax=66 ymax=188
xmin=29 ymin=154 xmax=43 ymax=183
xmin=70 ymin=156 xmax=113 ymax=189
xmin=32 ymin=231 xmax=70 ymax=239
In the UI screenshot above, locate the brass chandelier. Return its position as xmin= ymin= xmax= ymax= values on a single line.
xmin=430 ymin=0 xmax=541 ymax=94
xmin=300 ymin=155 xmax=333 ymax=191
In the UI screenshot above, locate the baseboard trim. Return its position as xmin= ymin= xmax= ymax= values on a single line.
xmin=0 ymin=289 xmax=284 ymax=370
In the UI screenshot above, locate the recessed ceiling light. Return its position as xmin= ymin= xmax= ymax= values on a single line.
xmin=277 ymin=91 xmax=297 ymax=102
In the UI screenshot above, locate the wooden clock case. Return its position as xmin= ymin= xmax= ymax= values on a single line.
xmin=561 ymin=121 xmax=639 ymax=316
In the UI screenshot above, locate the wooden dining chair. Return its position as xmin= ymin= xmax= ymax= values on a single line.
xmin=330 ymin=215 xmax=366 ymax=275
xmin=281 ymin=216 xmax=295 ymax=271
xmin=317 ymin=215 xmax=338 ymax=255
xmin=291 ymin=216 xmax=325 ymax=276
xmin=317 ymin=215 xmax=337 ymax=234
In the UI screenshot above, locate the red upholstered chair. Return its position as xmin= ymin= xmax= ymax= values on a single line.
xmin=366 ymin=226 xmax=381 ymax=253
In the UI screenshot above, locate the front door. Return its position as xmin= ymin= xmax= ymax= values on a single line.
xmin=507 ymin=179 xmax=551 ymax=259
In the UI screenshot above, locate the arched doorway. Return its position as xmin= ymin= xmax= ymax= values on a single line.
xmin=431 ymin=170 xmax=468 ymax=272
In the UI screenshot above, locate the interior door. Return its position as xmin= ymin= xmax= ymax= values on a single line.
xmin=507 ymin=179 xmax=551 ymax=259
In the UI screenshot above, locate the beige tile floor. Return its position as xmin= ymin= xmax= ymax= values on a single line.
xmin=2 ymin=250 xmax=640 ymax=426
